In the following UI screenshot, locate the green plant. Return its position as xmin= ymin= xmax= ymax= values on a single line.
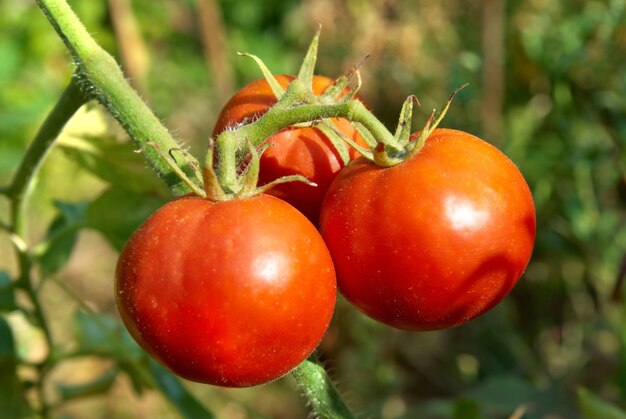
xmin=4 ymin=1 xmax=622 ymax=418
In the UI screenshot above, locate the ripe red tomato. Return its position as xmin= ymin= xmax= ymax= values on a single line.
xmin=116 ymin=195 xmax=336 ymax=386
xmin=213 ymin=74 xmax=365 ymax=223
xmin=320 ymin=128 xmax=536 ymax=331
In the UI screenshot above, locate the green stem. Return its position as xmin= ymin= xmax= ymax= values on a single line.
xmin=214 ymin=99 xmax=392 ymax=192
xmin=35 ymin=0 xmax=201 ymax=196
xmin=7 ymin=77 xmax=85 ymax=237
xmin=6 ymin=76 xmax=86 ymax=419
xmin=8 ymin=77 xmax=85 ymax=341
xmin=292 ymin=355 xmax=356 ymax=419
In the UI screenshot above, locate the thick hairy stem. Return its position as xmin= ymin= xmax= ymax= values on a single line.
xmin=292 ymin=355 xmax=356 ymax=419
xmin=214 ymin=99 xmax=392 ymax=192
xmin=35 ymin=0 xmax=201 ymax=196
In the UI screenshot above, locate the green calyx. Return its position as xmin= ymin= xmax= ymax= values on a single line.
xmin=182 ymin=28 xmax=463 ymax=201
xmin=202 ymin=140 xmax=315 ymax=202
xmin=206 ymin=28 xmax=369 ymax=199
xmin=327 ymin=85 xmax=467 ymax=167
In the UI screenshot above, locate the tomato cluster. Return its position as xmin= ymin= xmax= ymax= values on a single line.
xmin=116 ymin=74 xmax=536 ymax=387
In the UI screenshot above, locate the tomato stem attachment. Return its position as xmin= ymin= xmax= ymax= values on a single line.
xmin=202 ymin=138 xmax=315 ymax=201
xmin=370 ymin=84 xmax=468 ymax=167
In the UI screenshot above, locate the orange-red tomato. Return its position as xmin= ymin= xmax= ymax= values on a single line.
xmin=320 ymin=129 xmax=536 ymax=331
xmin=116 ymin=195 xmax=336 ymax=386
xmin=213 ymin=75 xmax=365 ymax=223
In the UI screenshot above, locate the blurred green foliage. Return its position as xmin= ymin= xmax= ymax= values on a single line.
xmin=1 ymin=0 xmax=625 ymax=418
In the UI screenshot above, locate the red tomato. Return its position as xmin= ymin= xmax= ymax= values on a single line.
xmin=116 ymin=195 xmax=336 ymax=386
xmin=213 ymin=75 xmax=365 ymax=223
xmin=320 ymin=129 xmax=536 ymax=331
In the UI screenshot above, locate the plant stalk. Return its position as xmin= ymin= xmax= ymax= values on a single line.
xmin=35 ymin=0 xmax=201 ymax=196
xmin=214 ymin=99 xmax=392 ymax=192
xmin=292 ymin=355 xmax=356 ymax=419
xmin=6 ymin=76 xmax=87 ymax=419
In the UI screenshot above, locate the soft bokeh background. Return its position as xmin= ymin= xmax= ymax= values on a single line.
xmin=1 ymin=0 xmax=625 ymax=418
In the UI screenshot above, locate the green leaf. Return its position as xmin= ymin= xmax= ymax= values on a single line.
xmin=74 ymin=310 xmax=142 ymax=357
xmin=0 ymin=271 xmax=16 ymax=312
xmin=0 ymin=315 xmax=32 ymax=418
xmin=37 ymin=201 xmax=88 ymax=277
xmin=238 ymin=52 xmax=284 ymax=99
xmin=578 ymin=387 xmax=626 ymax=419
xmin=57 ymin=368 xmax=118 ymax=401
xmin=86 ymin=187 xmax=165 ymax=252
xmin=74 ymin=309 xmax=119 ymax=355
xmin=58 ymin=134 xmax=166 ymax=194
xmin=149 ymin=359 xmax=216 ymax=419
xmin=453 ymin=398 xmax=481 ymax=419
xmin=73 ymin=309 xmax=161 ymax=396
xmin=296 ymin=28 xmax=320 ymax=90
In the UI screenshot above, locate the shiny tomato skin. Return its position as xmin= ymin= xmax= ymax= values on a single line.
xmin=116 ymin=195 xmax=336 ymax=387
xmin=213 ymin=75 xmax=365 ymax=223
xmin=320 ymin=128 xmax=536 ymax=331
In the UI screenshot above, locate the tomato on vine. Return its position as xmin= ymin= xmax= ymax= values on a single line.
xmin=213 ymin=74 xmax=366 ymax=223
xmin=116 ymin=194 xmax=336 ymax=387
xmin=320 ymin=128 xmax=536 ymax=331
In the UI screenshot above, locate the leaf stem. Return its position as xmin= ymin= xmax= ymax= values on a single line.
xmin=35 ymin=0 xmax=201 ymax=196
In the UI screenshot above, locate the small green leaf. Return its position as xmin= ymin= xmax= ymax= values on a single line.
xmin=37 ymin=201 xmax=88 ymax=277
xmin=315 ymin=122 xmax=353 ymax=165
xmin=74 ymin=310 xmax=142 ymax=358
xmin=238 ymin=52 xmax=284 ymax=100
xmin=118 ymin=358 xmax=151 ymax=396
xmin=86 ymin=187 xmax=165 ymax=252
xmin=57 ymin=368 xmax=118 ymax=401
xmin=0 ymin=316 xmax=32 ymax=418
xmin=149 ymin=359 xmax=216 ymax=419
xmin=323 ymin=58 xmax=367 ymax=103
xmin=393 ymin=95 xmax=418 ymax=145
xmin=74 ymin=309 xmax=118 ymax=354
xmin=73 ymin=310 xmax=149 ymax=395
xmin=58 ymin=135 xmax=166 ymax=194
xmin=0 ymin=272 xmax=17 ymax=312
xmin=297 ymin=27 xmax=321 ymax=91
xmin=578 ymin=387 xmax=626 ymax=419
xmin=453 ymin=398 xmax=481 ymax=419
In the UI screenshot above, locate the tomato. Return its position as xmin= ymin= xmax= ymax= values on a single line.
xmin=320 ymin=128 xmax=536 ymax=331
xmin=116 ymin=195 xmax=336 ymax=386
xmin=213 ymin=74 xmax=365 ymax=223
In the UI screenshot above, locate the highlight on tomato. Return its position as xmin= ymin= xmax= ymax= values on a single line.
xmin=213 ymin=74 xmax=366 ymax=223
xmin=116 ymin=194 xmax=337 ymax=387
xmin=320 ymin=128 xmax=536 ymax=331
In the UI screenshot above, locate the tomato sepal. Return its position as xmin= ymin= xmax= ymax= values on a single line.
xmin=202 ymin=139 xmax=315 ymax=202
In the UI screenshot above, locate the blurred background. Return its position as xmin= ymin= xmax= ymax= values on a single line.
xmin=1 ymin=0 xmax=625 ymax=417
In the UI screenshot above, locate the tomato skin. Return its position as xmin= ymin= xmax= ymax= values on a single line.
xmin=116 ymin=195 xmax=336 ymax=387
xmin=320 ymin=128 xmax=536 ymax=331
xmin=213 ymin=75 xmax=365 ymax=223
